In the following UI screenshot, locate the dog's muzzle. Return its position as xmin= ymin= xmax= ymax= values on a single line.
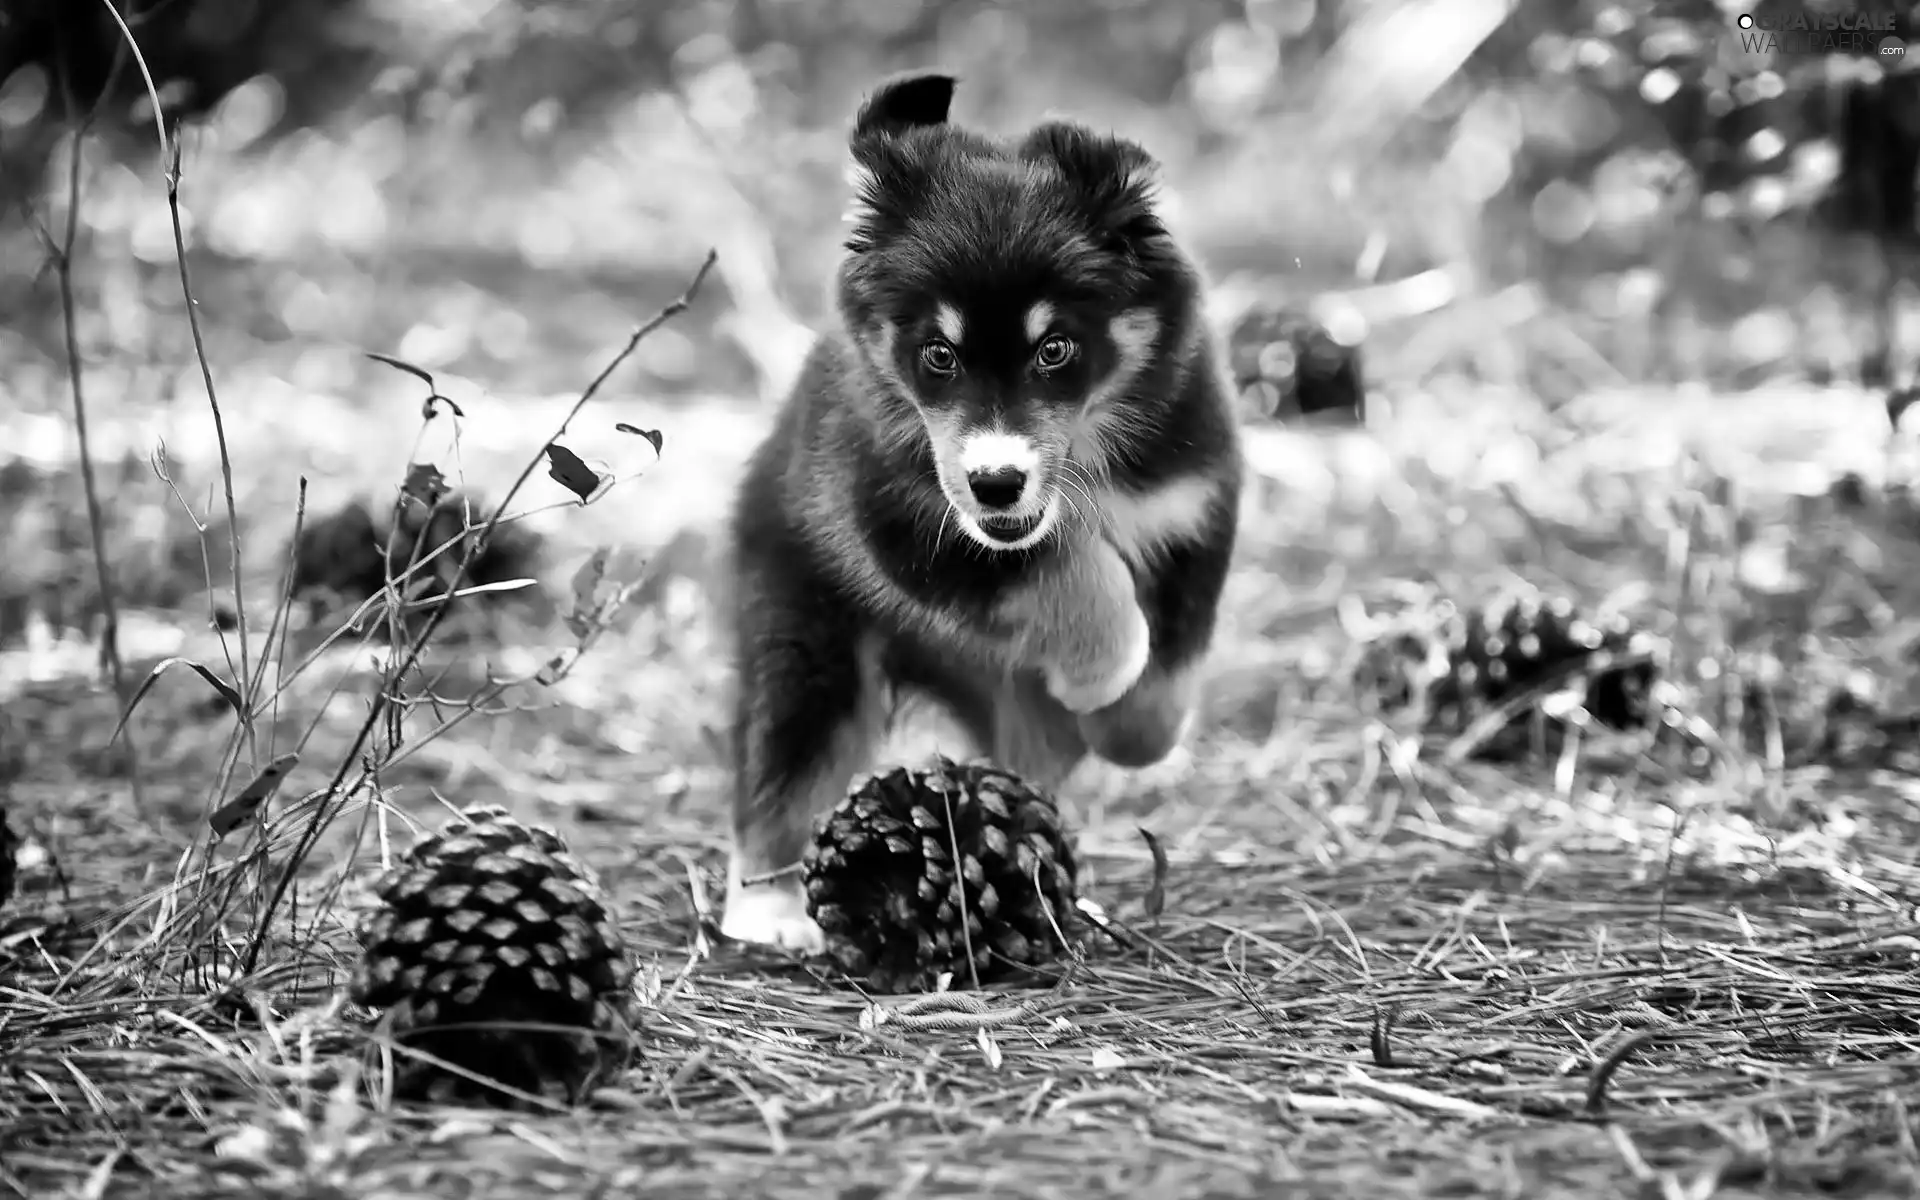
xmin=977 ymin=509 xmax=1046 ymax=545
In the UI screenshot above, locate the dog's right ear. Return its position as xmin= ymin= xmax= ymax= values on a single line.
xmin=852 ymin=72 xmax=957 ymax=142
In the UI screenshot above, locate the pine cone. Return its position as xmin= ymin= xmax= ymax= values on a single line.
xmin=349 ymin=805 xmax=636 ymax=1103
xmin=289 ymin=491 xmax=544 ymax=629
xmin=0 ymin=805 xmax=16 ymax=915
xmin=0 ymin=706 xmax=17 ymax=914
xmin=803 ymin=760 xmax=1079 ymax=994
xmin=1357 ymin=594 xmax=1666 ymax=756
xmin=1739 ymin=661 xmax=1920 ymax=772
xmin=1227 ymin=303 xmax=1365 ymax=425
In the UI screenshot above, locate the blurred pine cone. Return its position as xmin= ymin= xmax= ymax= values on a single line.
xmin=0 ymin=805 xmax=16 ymax=914
xmin=1356 ymin=593 xmax=1668 ymax=757
xmin=1227 ymin=303 xmax=1365 ymax=425
xmin=349 ymin=805 xmax=636 ymax=1103
xmin=1739 ymin=661 xmax=1920 ymax=773
xmin=803 ymin=760 xmax=1079 ymax=994
xmin=0 ymin=706 xmax=18 ymax=913
xmin=289 ymin=491 xmax=544 ymax=629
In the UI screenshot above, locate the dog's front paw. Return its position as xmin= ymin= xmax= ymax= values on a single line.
xmin=1079 ymin=685 xmax=1196 ymax=767
xmin=720 ymin=864 xmax=826 ymax=955
xmin=1044 ymin=598 xmax=1151 ymax=713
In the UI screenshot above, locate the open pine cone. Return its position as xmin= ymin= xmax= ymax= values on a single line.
xmin=349 ymin=805 xmax=636 ymax=1103
xmin=1356 ymin=593 xmax=1668 ymax=757
xmin=803 ymin=760 xmax=1079 ymax=994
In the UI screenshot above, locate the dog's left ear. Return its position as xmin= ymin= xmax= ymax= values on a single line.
xmin=1021 ymin=121 xmax=1167 ymax=252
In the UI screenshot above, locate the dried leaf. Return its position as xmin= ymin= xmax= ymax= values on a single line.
xmin=396 ymin=578 xmax=537 ymax=611
xmin=1088 ymin=1045 xmax=1126 ymax=1073
xmin=209 ymin=753 xmax=300 ymax=839
xmin=976 ymin=1027 xmax=1003 ymax=1071
xmin=545 ymin=443 xmax=610 ymax=504
xmin=363 ymin=351 xmax=435 ymax=387
xmin=450 ymin=577 xmax=537 ymax=599
xmin=401 ymin=462 xmax=450 ymax=510
xmin=571 ymin=548 xmax=610 ymax=609
xmin=1370 ymin=1007 xmax=1397 ymax=1067
xmin=110 ymin=657 xmax=243 ymax=748
xmin=1138 ymin=826 xmax=1168 ymax=920
xmin=565 ymin=549 xmax=611 ymax=639
xmin=614 ymin=423 xmax=664 ymax=455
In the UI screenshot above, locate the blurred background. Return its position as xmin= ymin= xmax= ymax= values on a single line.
xmin=2 ymin=0 xmax=1920 ymax=670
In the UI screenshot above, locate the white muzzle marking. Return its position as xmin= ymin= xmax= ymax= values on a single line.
xmin=952 ymin=429 xmax=1054 ymax=552
xmin=959 ymin=430 xmax=1041 ymax=478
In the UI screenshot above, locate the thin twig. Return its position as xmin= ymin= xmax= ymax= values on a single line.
xmin=162 ymin=139 xmax=254 ymax=760
xmin=54 ymin=3 xmax=144 ymax=808
xmin=92 ymin=0 xmax=255 ymax=763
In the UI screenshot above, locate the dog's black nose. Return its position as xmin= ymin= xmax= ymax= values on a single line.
xmin=966 ymin=467 xmax=1027 ymax=510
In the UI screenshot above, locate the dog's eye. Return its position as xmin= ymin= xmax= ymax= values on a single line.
xmin=1034 ymin=334 xmax=1076 ymax=372
xmin=920 ymin=340 xmax=959 ymax=376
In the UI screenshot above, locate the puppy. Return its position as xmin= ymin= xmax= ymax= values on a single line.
xmin=720 ymin=72 xmax=1245 ymax=953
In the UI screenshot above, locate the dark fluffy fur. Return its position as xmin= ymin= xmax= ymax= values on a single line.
xmin=720 ymin=71 xmax=1244 ymax=951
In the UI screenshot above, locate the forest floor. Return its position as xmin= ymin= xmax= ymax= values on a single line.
xmin=5 ymin=117 xmax=1920 ymax=1200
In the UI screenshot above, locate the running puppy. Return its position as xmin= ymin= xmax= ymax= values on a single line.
xmin=722 ymin=72 xmax=1244 ymax=952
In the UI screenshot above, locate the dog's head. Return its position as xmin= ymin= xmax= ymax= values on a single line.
xmin=835 ymin=72 xmax=1194 ymax=553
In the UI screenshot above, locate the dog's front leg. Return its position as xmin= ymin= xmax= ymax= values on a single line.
xmin=996 ymin=534 xmax=1151 ymax=716
xmin=1076 ymin=498 xmax=1239 ymax=769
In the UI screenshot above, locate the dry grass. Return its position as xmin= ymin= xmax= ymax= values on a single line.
xmin=7 ymin=371 xmax=1920 ymax=1198
xmin=8 ymin=737 xmax=1920 ymax=1199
